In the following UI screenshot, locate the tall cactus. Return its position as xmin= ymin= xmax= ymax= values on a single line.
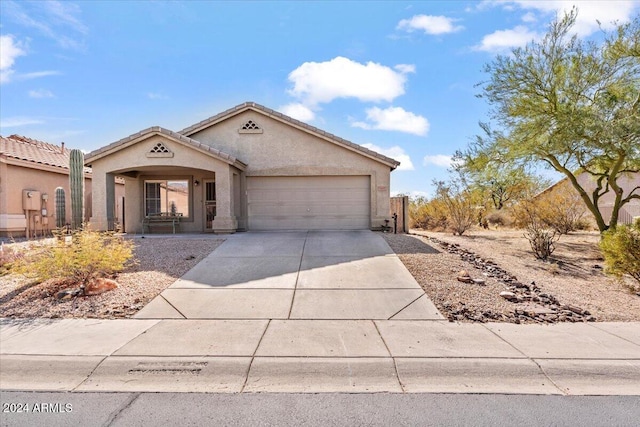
xmin=69 ymin=149 xmax=85 ymax=229
xmin=55 ymin=187 xmax=66 ymax=228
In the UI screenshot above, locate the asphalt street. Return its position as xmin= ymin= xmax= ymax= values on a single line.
xmin=2 ymin=392 xmax=639 ymax=427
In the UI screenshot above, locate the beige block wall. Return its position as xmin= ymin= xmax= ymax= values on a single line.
xmin=89 ymin=134 xmax=237 ymax=233
xmin=188 ymin=111 xmax=393 ymax=228
xmin=0 ymin=162 xmax=124 ymax=237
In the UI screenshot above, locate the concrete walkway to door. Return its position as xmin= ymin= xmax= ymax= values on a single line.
xmin=134 ymin=231 xmax=444 ymax=320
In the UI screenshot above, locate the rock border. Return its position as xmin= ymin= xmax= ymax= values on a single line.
xmin=415 ymin=234 xmax=596 ymax=324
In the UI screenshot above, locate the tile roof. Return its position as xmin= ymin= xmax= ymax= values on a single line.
xmin=1 ymin=134 xmax=70 ymax=170
xmin=0 ymin=134 xmax=92 ymax=174
xmin=179 ymin=101 xmax=401 ymax=169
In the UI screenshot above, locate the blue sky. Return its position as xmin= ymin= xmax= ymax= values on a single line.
xmin=2 ymin=1 xmax=639 ymax=197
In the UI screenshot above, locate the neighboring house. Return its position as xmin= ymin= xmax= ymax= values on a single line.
xmin=0 ymin=134 xmax=124 ymax=238
xmin=537 ymin=171 xmax=640 ymax=225
xmin=85 ymin=102 xmax=400 ymax=234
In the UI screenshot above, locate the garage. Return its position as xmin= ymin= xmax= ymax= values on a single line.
xmin=247 ymin=176 xmax=370 ymax=230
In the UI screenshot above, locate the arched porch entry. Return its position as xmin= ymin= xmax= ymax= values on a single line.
xmin=85 ymin=127 xmax=246 ymax=234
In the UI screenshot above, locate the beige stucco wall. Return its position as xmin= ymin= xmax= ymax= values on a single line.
xmin=0 ymin=160 xmax=124 ymax=237
xmin=88 ymin=134 xmax=238 ymax=234
xmin=542 ymin=172 xmax=640 ymax=226
xmin=188 ymin=111 xmax=393 ymax=228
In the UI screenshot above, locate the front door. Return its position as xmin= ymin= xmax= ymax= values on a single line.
xmin=204 ymin=180 xmax=216 ymax=232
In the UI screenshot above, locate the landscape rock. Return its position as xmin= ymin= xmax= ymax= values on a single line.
xmin=419 ymin=234 xmax=595 ymax=325
xmin=83 ymin=278 xmax=119 ymax=296
xmin=456 ymin=270 xmax=472 ymax=283
xmin=55 ymin=288 xmax=82 ymax=300
xmin=500 ymin=291 xmax=517 ymax=301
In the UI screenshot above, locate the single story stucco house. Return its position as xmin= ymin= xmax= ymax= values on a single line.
xmin=0 ymin=134 xmax=124 ymax=238
xmin=85 ymin=102 xmax=400 ymax=234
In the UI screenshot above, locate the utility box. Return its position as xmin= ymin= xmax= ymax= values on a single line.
xmin=22 ymin=190 xmax=41 ymax=210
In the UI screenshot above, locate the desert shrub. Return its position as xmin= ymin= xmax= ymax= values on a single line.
xmin=486 ymin=210 xmax=512 ymax=228
xmin=524 ymin=222 xmax=560 ymax=260
xmin=512 ymin=185 xmax=587 ymax=234
xmin=516 ymin=199 xmax=560 ymax=260
xmin=537 ymin=185 xmax=588 ymax=234
xmin=444 ymin=192 xmax=476 ymax=236
xmin=600 ymin=223 xmax=640 ymax=284
xmin=0 ymin=244 xmax=23 ymax=276
xmin=409 ymin=196 xmax=449 ymax=231
xmin=14 ymin=228 xmax=135 ymax=285
xmin=436 ymin=182 xmax=478 ymax=236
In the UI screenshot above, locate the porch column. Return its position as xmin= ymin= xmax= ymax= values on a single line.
xmin=106 ymin=173 xmax=116 ymax=231
xmin=211 ymin=167 xmax=238 ymax=233
xmin=89 ymin=166 xmax=108 ymax=231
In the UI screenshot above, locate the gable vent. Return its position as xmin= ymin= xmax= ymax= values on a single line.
xmin=146 ymin=142 xmax=174 ymax=158
xmin=239 ymin=119 xmax=263 ymax=134
xmin=150 ymin=142 xmax=170 ymax=153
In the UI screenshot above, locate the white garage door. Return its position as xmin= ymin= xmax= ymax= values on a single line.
xmin=247 ymin=176 xmax=370 ymax=230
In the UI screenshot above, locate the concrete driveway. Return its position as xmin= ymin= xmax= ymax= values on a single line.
xmin=135 ymin=231 xmax=443 ymax=320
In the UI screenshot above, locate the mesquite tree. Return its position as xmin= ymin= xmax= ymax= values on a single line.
xmin=466 ymin=10 xmax=639 ymax=232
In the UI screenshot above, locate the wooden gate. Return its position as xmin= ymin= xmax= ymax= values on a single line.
xmin=390 ymin=196 xmax=409 ymax=233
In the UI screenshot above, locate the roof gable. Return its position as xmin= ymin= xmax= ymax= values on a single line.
xmin=84 ymin=126 xmax=246 ymax=169
xmin=179 ymin=102 xmax=400 ymax=170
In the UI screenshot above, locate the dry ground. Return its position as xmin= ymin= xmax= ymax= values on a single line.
xmin=383 ymin=229 xmax=640 ymax=323
xmin=0 ymin=237 xmax=223 ymax=318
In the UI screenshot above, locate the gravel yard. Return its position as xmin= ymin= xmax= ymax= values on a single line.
xmin=0 ymin=237 xmax=223 ymax=319
xmin=2 ymin=230 xmax=638 ymax=323
xmin=383 ymin=230 xmax=640 ymax=323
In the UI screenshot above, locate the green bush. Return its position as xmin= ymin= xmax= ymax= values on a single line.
xmin=600 ymin=223 xmax=640 ymax=284
xmin=14 ymin=228 xmax=135 ymax=285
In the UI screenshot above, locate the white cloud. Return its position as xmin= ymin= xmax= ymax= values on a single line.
xmin=3 ymin=0 xmax=88 ymax=50
xmin=394 ymin=64 xmax=416 ymax=74
xmin=361 ymin=143 xmax=414 ymax=171
xmin=397 ymin=14 xmax=464 ymax=35
xmin=475 ymin=25 xmax=540 ymax=52
xmin=392 ymin=189 xmax=431 ymax=199
xmin=44 ymin=0 xmax=89 ymax=35
xmin=147 ymin=92 xmax=169 ymax=100
xmin=513 ymin=0 xmax=638 ymax=36
xmin=0 ymin=35 xmax=26 ymax=84
xmin=423 ymin=154 xmax=457 ymax=168
xmin=19 ymin=70 xmax=61 ymax=80
xmin=352 ymin=106 xmax=429 ymax=136
xmin=521 ymin=11 xmax=537 ymax=23
xmin=279 ymin=103 xmax=315 ymax=122
xmin=287 ymin=56 xmax=413 ymax=106
xmin=28 ymin=89 xmax=55 ymax=98
xmin=0 ymin=116 xmax=44 ymax=127
xmin=480 ymin=1 xmax=639 ymax=37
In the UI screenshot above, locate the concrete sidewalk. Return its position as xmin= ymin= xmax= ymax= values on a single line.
xmin=1 ymin=318 xmax=639 ymax=394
